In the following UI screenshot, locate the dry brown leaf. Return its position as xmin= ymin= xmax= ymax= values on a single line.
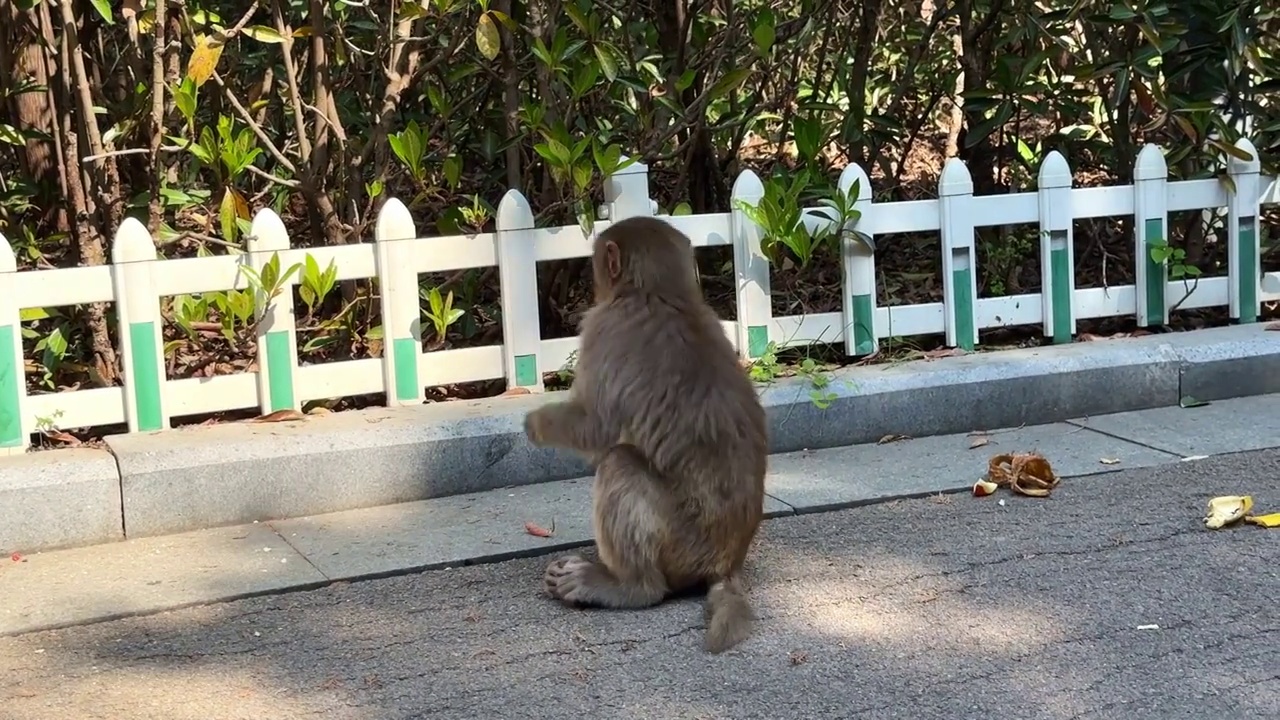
xmin=43 ymin=429 xmax=82 ymax=447
xmin=501 ymin=387 xmax=532 ymax=396
xmin=524 ymin=520 xmax=555 ymax=538
xmin=923 ymin=348 xmax=965 ymax=360
xmin=877 ymin=434 xmax=911 ymax=444
xmin=969 ymin=437 xmax=990 ymax=449
xmin=986 ymin=452 xmax=1061 ymax=498
xmin=251 ymin=409 xmax=307 ymax=423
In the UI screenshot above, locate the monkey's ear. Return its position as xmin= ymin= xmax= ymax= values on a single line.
xmin=604 ymin=240 xmax=622 ymax=280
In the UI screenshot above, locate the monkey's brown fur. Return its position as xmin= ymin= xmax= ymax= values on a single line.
xmin=524 ymin=215 xmax=768 ymax=654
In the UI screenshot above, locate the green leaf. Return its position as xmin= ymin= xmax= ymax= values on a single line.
xmin=261 ymin=252 xmax=280 ymax=291
xmin=571 ymin=160 xmax=593 ymax=192
xmin=752 ymin=11 xmax=776 ymax=54
xmin=592 ymin=44 xmax=618 ymax=82
xmin=88 ymin=0 xmax=114 ymax=24
xmin=44 ymin=325 xmax=68 ymax=357
xmin=705 ymin=68 xmax=752 ymax=102
xmin=0 ymin=124 xmax=24 ymax=145
xmin=303 ymin=253 xmax=320 ymax=286
xmin=219 ymin=188 xmax=238 ymax=243
xmin=444 ymin=155 xmax=462 ymax=189
xmin=242 ymin=25 xmax=286 ymax=43
xmin=387 ymin=134 xmax=408 ymax=168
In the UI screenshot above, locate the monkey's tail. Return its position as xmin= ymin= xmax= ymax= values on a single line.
xmin=704 ymin=575 xmax=754 ymax=654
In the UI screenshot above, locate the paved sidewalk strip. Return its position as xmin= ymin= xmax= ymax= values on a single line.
xmin=0 ymin=524 xmax=325 ymax=636
xmin=1 ymin=394 xmax=1272 ymax=637
xmin=1067 ymin=392 xmax=1280 ymax=457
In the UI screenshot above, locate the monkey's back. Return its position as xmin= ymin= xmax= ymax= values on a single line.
xmin=580 ymin=289 xmax=768 ymax=538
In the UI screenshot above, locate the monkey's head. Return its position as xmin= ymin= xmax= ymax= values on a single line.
xmin=591 ymin=216 xmax=700 ymax=303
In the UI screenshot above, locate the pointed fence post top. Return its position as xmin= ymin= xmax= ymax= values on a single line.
xmin=939 ymin=157 xmax=973 ymax=197
xmin=1037 ymin=151 xmax=1073 ymax=189
xmin=602 ymin=151 xmax=651 ymax=220
xmin=611 ymin=154 xmax=648 ymax=176
xmin=375 ymin=197 xmax=417 ymax=243
xmin=1228 ymin=137 xmax=1260 ymax=175
xmin=1134 ymin=143 xmax=1168 ymax=181
xmin=837 ymin=163 xmax=872 ymax=200
xmin=111 ymin=217 xmax=158 ymax=263
xmin=730 ymin=168 xmax=765 ymax=203
xmin=496 ymin=189 xmax=535 ymax=231
xmin=247 ymin=207 xmax=289 ymax=251
xmin=0 ymin=232 xmax=14 ymax=273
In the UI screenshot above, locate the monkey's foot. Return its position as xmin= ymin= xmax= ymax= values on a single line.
xmin=544 ymin=554 xmax=595 ymax=605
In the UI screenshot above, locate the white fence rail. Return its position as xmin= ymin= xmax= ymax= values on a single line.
xmin=0 ymin=139 xmax=1277 ymax=454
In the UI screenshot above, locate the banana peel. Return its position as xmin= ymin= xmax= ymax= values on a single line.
xmin=1203 ymin=495 xmax=1252 ymax=529
xmin=1244 ymin=513 xmax=1280 ymax=528
xmin=985 ymin=452 xmax=1061 ymax=498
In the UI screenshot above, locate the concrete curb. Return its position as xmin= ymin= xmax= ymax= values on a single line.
xmin=3 ymin=323 xmax=1278 ymax=553
xmin=0 ymin=448 xmax=123 ymax=553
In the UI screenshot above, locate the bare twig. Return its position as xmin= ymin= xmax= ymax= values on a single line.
xmin=211 ymin=70 xmax=298 ymax=174
xmin=245 ymin=164 xmax=300 ymax=188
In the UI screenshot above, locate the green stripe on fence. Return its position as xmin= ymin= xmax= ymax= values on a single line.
xmin=747 ymin=325 xmax=768 ymax=358
xmin=1050 ymin=245 xmax=1072 ymax=344
xmin=1239 ymin=222 xmax=1258 ymax=324
xmin=851 ymin=293 xmax=875 ymax=355
xmin=952 ymin=267 xmax=975 ymax=351
xmin=393 ymin=337 xmax=421 ymax=400
xmin=0 ymin=325 xmax=21 ymax=447
xmin=514 ymin=353 xmax=538 ymax=387
xmin=1143 ymin=218 xmax=1165 ymax=327
xmin=265 ymin=330 xmax=296 ymax=411
xmin=129 ymin=321 xmax=163 ymax=431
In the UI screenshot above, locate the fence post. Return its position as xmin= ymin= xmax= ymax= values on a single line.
xmin=1227 ymin=137 xmax=1262 ymax=324
xmin=730 ymin=170 xmax=773 ymax=360
xmin=600 ymin=156 xmax=654 ymax=222
xmin=839 ymin=163 xmax=877 ymax=357
xmin=246 ymin=208 xmax=300 ymax=414
xmin=375 ymin=198 xmax=424 ymax=405
xmin=1038 ymin=151 xmax=1076 ymax=344
xmin=496 ymin=189 xmax=544 ymax=392
xmin=0 ymin=234 xmax=28 ymax=455
xmin=1133 ymin=143 xmax=1169 ymax=327
xmin=939 ymin=158 xmax=978 ymax=350
xmin=112 ymin=218 xmax=169 ymax=433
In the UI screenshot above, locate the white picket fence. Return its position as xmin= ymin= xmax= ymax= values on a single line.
xmin=0 ymin=139 xmax=1277 ymax=454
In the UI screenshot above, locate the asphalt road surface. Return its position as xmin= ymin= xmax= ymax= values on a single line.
xmin=2 ymin=448 xmax=1278 ymax=720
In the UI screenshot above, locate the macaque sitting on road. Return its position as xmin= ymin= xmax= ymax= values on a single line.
xmin=524 ymin=215 xmax=769 ymax=654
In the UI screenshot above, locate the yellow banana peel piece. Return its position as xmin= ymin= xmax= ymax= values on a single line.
xmin=1203 ymin=495 xmax=1253 ymax=529
xmin=1244 ymin=512 xmax=1280 ymax=528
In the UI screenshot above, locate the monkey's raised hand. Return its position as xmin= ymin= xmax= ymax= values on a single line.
xmin=524 ymin=401 xmax=612 ymax=456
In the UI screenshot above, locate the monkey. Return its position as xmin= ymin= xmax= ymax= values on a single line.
xmin=523 ymin=215 xmax=769 ymax=654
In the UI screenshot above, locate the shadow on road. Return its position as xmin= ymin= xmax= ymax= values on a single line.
xmin=1 ymin=450 xmax=1278 ymax=719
